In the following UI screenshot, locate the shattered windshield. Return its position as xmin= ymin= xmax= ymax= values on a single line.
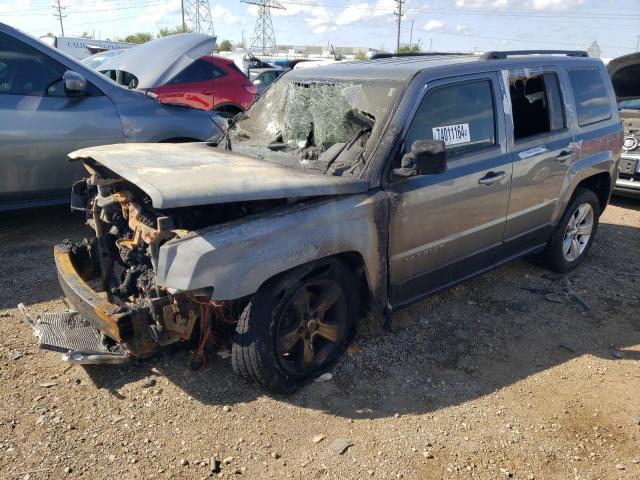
xmin=221 ymin=76 xmax=401 ymax=176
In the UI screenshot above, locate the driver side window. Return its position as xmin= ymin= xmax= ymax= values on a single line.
xmin=0 ymin=32 xmax=66 ymax=97
xmin=404 ymin=79 xmax=497 ymax=159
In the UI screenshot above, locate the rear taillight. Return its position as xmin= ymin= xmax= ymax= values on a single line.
xmin=244 ymin=85 xmax=257 ymax=95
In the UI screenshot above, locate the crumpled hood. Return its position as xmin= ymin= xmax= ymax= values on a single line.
xmin=607 ymin=52 xmax=640 ymax=102
xmin=68 ymin=143 xmax=370 ymax=209
xmin=98 ymin=33 xmax=215 ymax=89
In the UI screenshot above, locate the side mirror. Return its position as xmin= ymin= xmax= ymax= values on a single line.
xmin=393 ymin=139 xmax=447 ymax=177
xmin=63 ymin=70 xmax=87 ymax=95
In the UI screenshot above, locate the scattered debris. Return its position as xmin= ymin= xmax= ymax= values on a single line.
xmin=223 ymin=457 xmax=234 ymax=465
xmin=558 ymin=344 xmax=576 ymax=354
xmin=314 ymin=372 xmax=333 ymax=383
xmin=312 ymin=434 xmax=325 ymax=443
xmin=271 ymin=452 xmax=280 ymax=459
xmin=210 ymin=457 xmax=221 ymax=473
xmin=222 ymin=405 xmax=231 ymax=413
xmin=330 ymin=438 xmax=353 ymax=455
xmin=544 ymin=293 xmax=564 ymax=304
xmin=9 ymin=351 xmax=24 ymax=361
xmin=38 ymin=382 xmax=57 ymax=388
xmin=180 ymin=458 xmax=188 ymax=466
xmin=615 ymin=463 xmax=626 ymax=470
xmin=141 ymin=378 xmax=156 ymax=388
xmin=216 ymin=349 xmax=232 ymax=359
xmin=423 ymin=451 xmax=434 ymax=459
xmin=613 ymin=350 xmax=624 ymax=359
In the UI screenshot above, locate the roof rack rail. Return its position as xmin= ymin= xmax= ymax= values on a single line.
xmin=481 ymin=50 xmax=589 ymax=60
xmin=368 ymin=52 xmax=467 ymax=60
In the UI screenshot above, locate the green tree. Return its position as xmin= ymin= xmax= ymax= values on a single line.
xmin=158 ymin=25 xmax=192 ymax=37
xmin=216 ymin=39 xmax=233 ymax=52
xmin=120 ymin=32 xmax=153 ymax=44
xmin=355 ymin=51 xmax=367 ymax=60
xmin=80 ymin=31 xmax=92 ymax=39
xmin=398 ymin=43 xmax=421 ymax=53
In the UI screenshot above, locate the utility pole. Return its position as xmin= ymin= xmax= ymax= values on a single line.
xmin=394 ymin=0 xmax=404 ymax=53
xmin=181 ymin=0 xmax=186 ymax=31
xmin=409 ymin=19 xmax=413 ymax=47
xmin=636 ymin=35 xmax=640 ymax=51
xmin=52 ymin=0 xmax=65 ymax=36
xmin=429 ymin=38 xmax=432 ymax=52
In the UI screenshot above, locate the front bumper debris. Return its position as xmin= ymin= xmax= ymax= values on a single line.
xmin=18 ymin=304 xmax=128 ymax=365
xmin=52 ymin=242 xmax=163 ymax=357
xmin=615 ymin=155 xmax=640 ymax=196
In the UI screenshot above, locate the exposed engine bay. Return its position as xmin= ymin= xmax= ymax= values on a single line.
xmin=59 ymin=160 xmax=289 ymax=362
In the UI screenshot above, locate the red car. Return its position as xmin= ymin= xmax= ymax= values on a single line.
xmin=148 ymin=55 xmax=256 ymax=115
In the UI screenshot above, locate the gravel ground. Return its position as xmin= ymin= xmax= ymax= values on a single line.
xmin=1 ymin=197 xmax=639 ymax=480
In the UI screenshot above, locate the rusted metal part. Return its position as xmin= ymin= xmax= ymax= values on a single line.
xmin=54 ymin=243 xmax=202 ymax=357
xmin=162 ymin=303 xmax=197 ymax=340
xmin=55 ymin=244 xmax=126 ymax=343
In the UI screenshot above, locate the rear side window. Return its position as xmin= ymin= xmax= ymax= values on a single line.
xmin=405 ymin=80 xmax=496 ymax=158
xmin=509 ymin=71 xmax=565 ymax=140
xmin=169 ymin=59 xmax=213 ymax=84
xmin=568 ymin=68 xmax=611 ymax=126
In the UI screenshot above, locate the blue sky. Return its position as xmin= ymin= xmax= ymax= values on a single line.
xmin=1 ymin=0 xmax=638 ymax=58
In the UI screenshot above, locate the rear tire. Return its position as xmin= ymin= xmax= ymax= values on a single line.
xmin=232 ymin=260 xmax=358 ymax=393
xmin=541 ymin=188 xmax=600 ymax=273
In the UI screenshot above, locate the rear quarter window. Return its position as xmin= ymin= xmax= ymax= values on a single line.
xmin=568 ymin=68 xmax=612 ymax=127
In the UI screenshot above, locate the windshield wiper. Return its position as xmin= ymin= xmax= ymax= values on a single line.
xmin=323 ymin=127 xmax=370 ymax=174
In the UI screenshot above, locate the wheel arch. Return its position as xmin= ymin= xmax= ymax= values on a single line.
xmin=213 ymin=102 xmax=244 ymax=115
xmin=554 ymin=150 xmax=616 ymax=224
xmin=254 ymin=251 xmax=374 ymax=317
xmin=574 ymin=172 xmax=611 ymax=214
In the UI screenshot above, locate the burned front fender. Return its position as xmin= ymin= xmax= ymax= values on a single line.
xmin=155 ymin=191 xmax=389 ymax=306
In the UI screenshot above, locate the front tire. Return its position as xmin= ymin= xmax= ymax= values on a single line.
xmin=541 ymin=188 xmax=600 ymax=273
xmin=232 ymin=260 xmax=358 ymax=393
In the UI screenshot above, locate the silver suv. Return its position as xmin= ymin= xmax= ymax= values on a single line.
xmin=25 ymin=50 xmax=623 ymax=392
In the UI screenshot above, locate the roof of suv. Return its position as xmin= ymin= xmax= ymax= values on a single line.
xmin=287 ymin=52 xmax=602 ymax=82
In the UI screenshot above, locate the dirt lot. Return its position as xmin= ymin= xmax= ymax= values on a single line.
xmin=1 ymin=197 xmax=639 ymax=480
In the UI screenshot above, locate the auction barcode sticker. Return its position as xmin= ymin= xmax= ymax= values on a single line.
xmin=432 ymin=123 xmax=470 ymax=146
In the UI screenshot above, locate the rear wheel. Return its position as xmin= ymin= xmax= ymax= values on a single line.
xmin=541 ymin=188 xmax=600 ymax=273
xmin=232 ymin=260 xmax=357 ymax=393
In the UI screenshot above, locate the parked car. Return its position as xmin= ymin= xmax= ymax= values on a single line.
xmin=0 ymin=23 xmax=219 ymax=211
xmin=26 ymin=50 xmax=622 ymax=393
xmin=99 ymin=36 xmax=256 ymax=115
xmin=607 ymin=52 xmax=640 ymax=196
xmin=81 ymin=49 xmax=125 ymax=70
xmin=249 ymin=67 xmax=285 ymax=95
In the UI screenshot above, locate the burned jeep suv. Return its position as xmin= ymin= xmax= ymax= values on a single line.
xmin=27 ymin=51 xmax=622 ymax=392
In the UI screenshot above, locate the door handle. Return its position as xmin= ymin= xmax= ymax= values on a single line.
xmin=478 ymin=171 xmax=506 ymax=186
xmin=555 ymin=150 xmax=575 ymax=163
